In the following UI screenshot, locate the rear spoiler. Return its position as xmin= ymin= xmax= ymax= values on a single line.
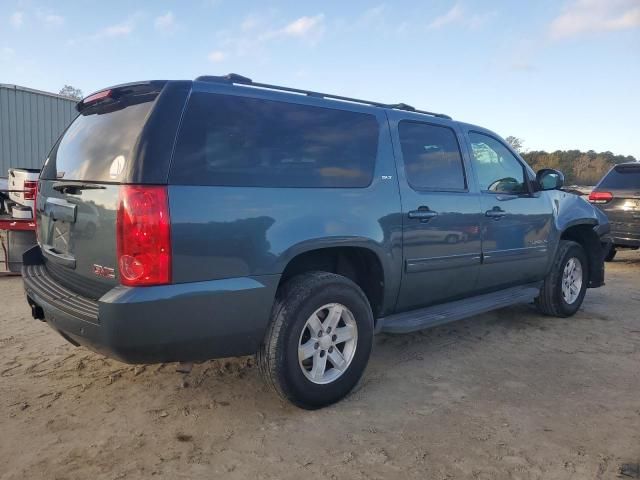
xmin=76 ymin=80 xmax=167 ymax=113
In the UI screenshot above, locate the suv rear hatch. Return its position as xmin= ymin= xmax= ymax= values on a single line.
xmin=589 ymin=163 xmax=640 ymax=240
xmin=37 ymin=82 xmax=170 ymax=299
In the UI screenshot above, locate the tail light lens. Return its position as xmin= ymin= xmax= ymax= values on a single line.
xmin=34 ymin=181 xmax=39 ymax=237
xmin=116 ymin=185 xmax=171 ymax=286
xmin=588 ymin=191 xmax=613 ymax=204
xmin=23 ymin=180 xmax=37 ymax=200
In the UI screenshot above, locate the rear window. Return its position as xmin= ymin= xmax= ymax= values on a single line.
xmin=170 ymin=93 xmax=379 ymax=188
xmin=598 ymin=165 xmax=640 ymax=190
xmin=41 ymin=98 xmax=155 ymax=182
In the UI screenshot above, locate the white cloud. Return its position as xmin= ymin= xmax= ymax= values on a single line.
xmin=254 ymin=13 xmax=325 ymax=45
xmin=346 ymin=5 xmax=411 ymax=37
xmin=280 ymin=14 xmax=325 ymax=38
xmin=102 ymin=23 xmax=134 ymax=37
xmin=360 ymin=4 xmax=387 ymax=24
xmin=428 ymin=4 xmax=464 ymax=29
xmin=354 ymin=4 xmax=391 ymax=30
xmin=155 ymin=11 xmax=176 ymax=32
xmin=211 ymin=12 xmax=326 ymax=62
xmin=10 ymin=11 xmax=24 ymax=28
xmin=550 ymin=0 xmax=640 ymax=39
xmin=241 ymin=13 xmax=263 ymax=32
xmin=67 ymin=13 xmax=143 ymax=44
xmin=94 ymin=16 xmax=140 ymax=39
xmin=427 ymin=4 xmax=494 ymax=30
xmin=208 ymin=50 xmax=226 ymax=62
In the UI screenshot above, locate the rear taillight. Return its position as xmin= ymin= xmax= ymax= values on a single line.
xmin=116 ymin=185 xmax=171 ymax=286
xmin=588 ymin=191 xmax=613 ymax=204
xmin=34 ymin=181 xmax=39 ymax=234
xmin=23 ymin=180 xmax=37 ymax=200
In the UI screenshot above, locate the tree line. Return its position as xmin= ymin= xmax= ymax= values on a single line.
xmin=506 ymin=137 xmax=637 ymax=186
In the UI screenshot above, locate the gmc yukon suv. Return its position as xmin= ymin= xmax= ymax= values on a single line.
xmin=23 ymin=74 xmax=610 ymax=409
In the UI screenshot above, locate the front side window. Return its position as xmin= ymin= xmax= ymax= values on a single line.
xmin=398 ymin=121 xmax=466 ymax=191
xmin=170 ymin=93 xmax=379 ymax=188
xmin=469 ymin=132 xmax=527 ymax=194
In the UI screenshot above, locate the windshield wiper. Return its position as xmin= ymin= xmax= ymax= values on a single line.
xmin=52 ymin=182 xmax=107 ymax=194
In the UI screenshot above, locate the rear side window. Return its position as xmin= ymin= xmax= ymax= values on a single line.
xmin=598 ymin=165 xmax=640 ymax=189
xmin=41 ymin=98 xmax=155 ymax=182
xmin=398 ymin=121 xmax=466 ymax=190
xmin=170 ymin=93 xmax=379 ymax=188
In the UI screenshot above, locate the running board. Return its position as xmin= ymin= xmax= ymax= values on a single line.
xmin=378 ymin=283 xmax=542 ymax=334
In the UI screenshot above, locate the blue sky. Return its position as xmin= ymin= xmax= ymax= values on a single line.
xmin=1 ymin=0 xmax=639 ymax=158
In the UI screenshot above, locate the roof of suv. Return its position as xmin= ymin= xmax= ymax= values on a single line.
xmin=189 ymin=75 xmax=520 ymax=161
xmin=193 ymin=73 xmax=453 ymax=121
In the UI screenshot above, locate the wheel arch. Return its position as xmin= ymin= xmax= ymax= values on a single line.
xmin=276 ymin=241 xmax=394 ymax=319
xmin=560 ymin=222 xmax=605 ymax=287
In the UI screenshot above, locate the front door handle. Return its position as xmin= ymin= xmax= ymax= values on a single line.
xmin=408 ymin=207 xmax=438 ymax=221
xmin=485 ymin=207 xmax=507 ymax=220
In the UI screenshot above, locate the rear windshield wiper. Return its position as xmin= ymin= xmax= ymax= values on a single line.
xmin=52 ymin=182 xmax=107 ymax=194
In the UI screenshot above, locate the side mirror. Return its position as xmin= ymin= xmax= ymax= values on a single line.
xmin=536 ymin=168 xmax=564 ymax=191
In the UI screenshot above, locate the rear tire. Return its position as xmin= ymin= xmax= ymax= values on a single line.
xmin=604 ymin=246 xmax=617 ymax=262
xmin=535 ymin=240 xmax=588 ymax=317
xmin=257 ymin=272 xmax=374 ymax=409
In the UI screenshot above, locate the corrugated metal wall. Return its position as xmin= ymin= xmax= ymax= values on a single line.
xmin=0 ymin=84 xmax=77 ymax=176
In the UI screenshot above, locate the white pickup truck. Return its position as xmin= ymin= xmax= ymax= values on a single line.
xmin=7 ymin=168 xmax=39 ymax=219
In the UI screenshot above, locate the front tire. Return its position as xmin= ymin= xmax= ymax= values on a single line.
xmin=535 ymin=240 xmax=588 ymax=317
xmin=257 ymin=272 xmax=374 ymax=409
xmin=604 ymin=246 xmax=617 ymax=262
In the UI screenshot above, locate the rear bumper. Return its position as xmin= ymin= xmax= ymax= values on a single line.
xmin=604 ymin=215 xmax=640 ymax=246
xmin=22 ymin=247 xmax=279 ymax=364
xmin=609 ymin=227 xmax=640 ymax=248
xmin=611 ymin=237 xmax=640 ymax=248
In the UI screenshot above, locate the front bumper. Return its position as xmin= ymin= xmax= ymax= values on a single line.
xmin=22 ymin=246 xmax=279 ymax=364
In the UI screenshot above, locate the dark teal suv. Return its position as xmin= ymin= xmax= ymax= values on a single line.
xmin=23 ymin=74 xmax=610 ymax=408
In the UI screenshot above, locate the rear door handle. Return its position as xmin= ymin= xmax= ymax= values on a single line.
xmin=485 ymin=207 xmax=507 ymax=219
xmin=408 ymin=207 xmax=438 ymax=221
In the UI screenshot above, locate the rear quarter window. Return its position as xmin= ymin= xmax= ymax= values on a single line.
xmin=169 ymin=93 xmax=379 ymax=188
xmin=598 ymin=165 xmax=640 ymax=190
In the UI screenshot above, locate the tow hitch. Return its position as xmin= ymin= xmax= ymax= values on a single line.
xmin=27 ymin=297 xmax=44 ymax=321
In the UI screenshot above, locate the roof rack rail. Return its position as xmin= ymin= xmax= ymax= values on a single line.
xmin=194 ymin=73 xmax=452 ymax=120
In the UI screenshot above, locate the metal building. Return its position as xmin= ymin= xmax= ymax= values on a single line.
xmin=0 ymin=84 xmax=77 ymax=177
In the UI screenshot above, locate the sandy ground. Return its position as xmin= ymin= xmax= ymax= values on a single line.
xmin=1 ymin=252 xmax=639 ymax=480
